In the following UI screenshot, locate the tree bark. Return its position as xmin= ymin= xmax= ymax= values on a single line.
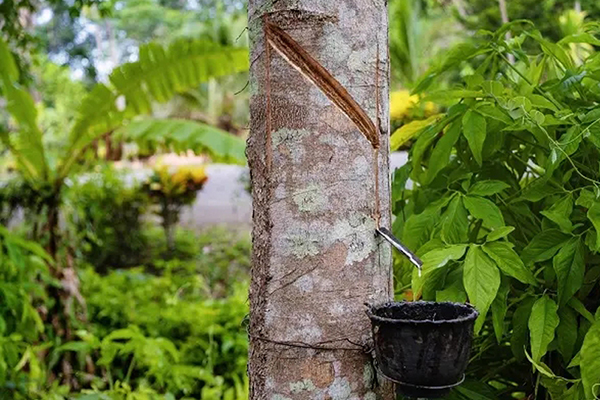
xmin=247 ymin=1 xmax=394 ymax=399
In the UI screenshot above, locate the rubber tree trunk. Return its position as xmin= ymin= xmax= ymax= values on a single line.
xmin=247 ymin=1 xmax=394 ymax=399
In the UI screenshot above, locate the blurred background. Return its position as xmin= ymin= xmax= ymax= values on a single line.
xmin=0 ymin=0 xmax=599 ymax=399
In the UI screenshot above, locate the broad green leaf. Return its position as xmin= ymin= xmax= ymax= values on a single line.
xmin=118 ymin=118 xmax=246 ymax=163
xmin=425 ymin=119 xmax=462 ymax=184
xmin=58 ymin=39 xmax=249 ymax=178
xmin=436 ymin=282 xmax=467 ymax=303
xmin=569 ymin=297 xmax=595 ymax=323
xmin=491 ymin=278 xmax=509 ymax=342
xmin=553 ymin=238 xmax=585 ymax=306
xmin=411 ymin=114 xmax=456 ymax=179
xmin=512 ymin=298 xmax=535 ymax=361
xmin=569 ymin=351 xmax=581 ymax=368
xmin=525 ymin=349 xmax=557 ymax=378
xmin=522 ymin=229 xmax=570 ymax=266
xmin=577 ymin=189 xmax=596 ymax=209
xmin=541 ymin=195 xmax=573 ymax=232
xmin=482 ymin=80 xmax=504 ymax=97
xmin=557 ymin=307 xmax=578 ymax=363
xmin=483 ymin=241 xmax=536 ymax=285
xmin=527 ymin=94 xmax=559 ymax=112
xmin=528 ymin=295 xmax=559 ymax=363
xmin=463 ymin=195 xmax=505 ymax=228
xmin=588 ymin=202 xmax=600 ymax=251
xmin=520 ymin=179 xmax=560 ymax=202
xmin=529 ymin=32 xmax=574 ymax=70
xmin=0 ymin=38 xmax=48 ymax=183
xmin=486 ymin=226 xmax=515 ymax=242
xmin=441 ymin=196 xmax=469 ymax=244
xmin=463 ymin=246 xmax=501 ymax=332
xmin=468 ymin=180 xmax=510 ymax=197
xmin=413 ymin=245 xmax=468 ymax=295
xmin=462 ymin=109 xmax=487 ymax=165
xmin=582 ymin=108 xmax=600 ymax=124
xmin=581 ymin=321 xmax=600 ymax=399
xmin=559 ymin=33 xmax=600 ymax=46
xmin=390 ymin=114 xmax=442 ymax=151
xmin=475 ymin=103 xmax=512 ymax=124
xmin=540 ymin=377 xmax=568 ymax=400
xmin=401 ymin=208 xmax=441 ymax=252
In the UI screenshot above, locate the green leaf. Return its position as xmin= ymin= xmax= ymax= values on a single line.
xmin=58 ymin=39 xmax=249 ymax=178
xmin=441 ymin=196 xmax=469 ymax=244
xmin=425 ymin=119 xmax=462 ymax=184
xmin=475 ymin=103 xmax=512 ymax=124
xmin=401 ymin=208 xmax=441 ymax=253
xmin=525 ymin=349 xmax=558 ymax=378
xmin=390 ymin=115 xmax=444 ymax=151
xmin=118 ymin=118 xmax=246 ymax=163
xmin=462 ymin=109 xmax=487 ymax=166
xmin=581 ymin=321 xmax=600 ymax=399
xmin=491 ymin=278 xmax=509 ymax=342
xmin=411 ymin=114 xmax=456 ymax=179
xmin=529 ymin=32 xmax=574 ymax=70
xmin=512 ymin=298 xmax=535 ymax=361
xmin=486 ymin=226 xmax=515 ymax=242
xmin=463 ymin=195 xmax=505 ymax=228
xmin=413 ymin=245 xmax=468 ymax=296
xmin=587 ymin=202 xmax=600 ymax=251
xmin=390 ymin=115 xmax=442 ymax=151
xmin=582 ymin=108 xmax=600 ymax=124
xmin=528 ymin=295 xmax=559 ymax=363
xmin=553 ymin=238 xmax=585 ymax=306
xmin=527 ymin=94 xmax=559 ymax=112
xmin=436 ymin=283 xmax=467 ymax=303
xmin=483 ymin=241 xmax=536 ymax=285
xmin=541 ymin=195 xmax=573 ymax=232
xmin=569 ymin=351 xmax=581 ymax=368
xmin=468 ymin=180 xmax=510 ymax=197
xmin=559 ymin=33 xmax=600 ymax=46
xmin=0 ymin=38 xmax=48 ymax=183
xmin=577 ymin=189 xmax=596 ymax=209
xmin=522 ymin=229 xmax=570 ymax=266
xmin=463 ymin=246 xmax=501 ymax=333
xmin=569 ymin=297 xmax=595 ymax=324
xmin=557 ymin=306 xmax=578 ymax=363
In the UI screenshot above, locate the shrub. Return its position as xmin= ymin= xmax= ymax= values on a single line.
xmin=65 ymin=166 xmax=149 ymax=271
xmin=394 ymin=22 xmax=600 ymax=399
xmin=142 ymin=165 xmax=208 ymax=252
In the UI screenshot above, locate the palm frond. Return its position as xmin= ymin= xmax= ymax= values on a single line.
xmin=118 ymin=118 xmax=246 ymax=164
xmin=0 ymin=38 xmax=48 ymax=184
xmin=58 ymin=39 xmax=249 ymax=178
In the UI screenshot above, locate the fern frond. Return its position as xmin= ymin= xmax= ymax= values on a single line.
xmin=58 ymin=39 xmax=249 ymax=178
xmin=0 ymin=38 xmax=48 ymax=184
xmin=118 ymin=118 xmax=246 ymax=164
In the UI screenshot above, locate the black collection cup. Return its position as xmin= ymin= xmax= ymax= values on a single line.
xmin=367 ymin=301 xmax=479 ymax=398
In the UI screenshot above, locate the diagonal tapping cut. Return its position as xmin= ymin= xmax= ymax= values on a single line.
xmin=264 ymin=20 xmax=380 ymax=149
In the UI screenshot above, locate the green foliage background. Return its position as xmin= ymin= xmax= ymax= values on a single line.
xmin=392 ymin=20 xmax=600 ymax=399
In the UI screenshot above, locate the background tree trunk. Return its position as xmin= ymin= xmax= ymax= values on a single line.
xmin=247 ymin=1 xmax=394 ymax=399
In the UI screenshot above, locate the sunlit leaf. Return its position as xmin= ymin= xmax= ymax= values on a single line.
xmin=528 ymin=295 xmax=559 ymax=363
